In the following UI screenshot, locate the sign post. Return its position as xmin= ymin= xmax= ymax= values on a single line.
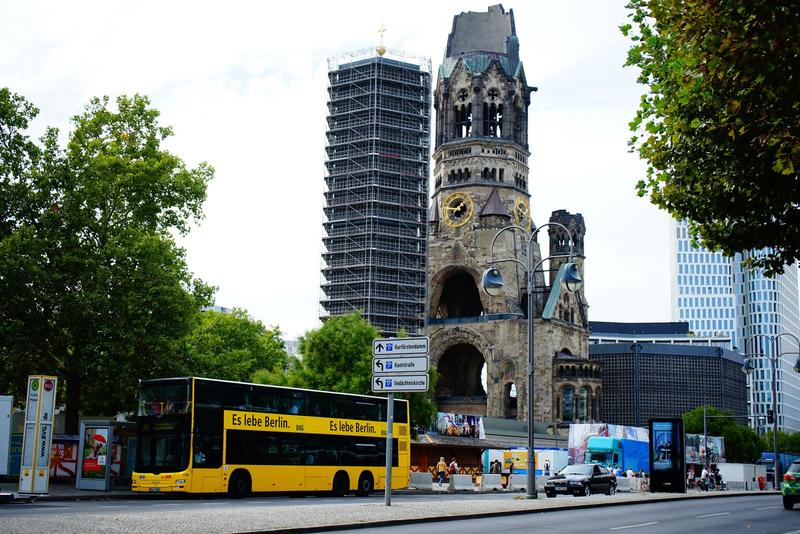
xmin=372 ymin=337 xmax=429 ymax=506
xmin=19 ymin=375 xmax=58 ymax=495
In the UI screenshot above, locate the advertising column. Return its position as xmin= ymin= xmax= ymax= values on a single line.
xmin=648 ymin=418 xmax=686 ymax=493
xmin=19 ymin=375 xmax=58 ymax=494
xmin=76 ymin=421 xmax=113 ymax=490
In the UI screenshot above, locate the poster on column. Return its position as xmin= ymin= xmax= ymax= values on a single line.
xmin=80 ymin=428 xmax=109 ymax=479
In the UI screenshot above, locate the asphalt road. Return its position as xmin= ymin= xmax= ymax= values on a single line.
xmin=333 ymin=495 xmax=800 ymax=534
xmin=0 ymin=492 xmax=796 ymax=533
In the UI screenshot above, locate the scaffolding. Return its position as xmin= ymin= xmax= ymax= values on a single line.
xmin=320 ymin=52 xmax=432 ymax=336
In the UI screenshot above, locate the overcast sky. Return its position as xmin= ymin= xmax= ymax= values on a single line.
xmin=1 ymin=1 xmax=673 ymax=339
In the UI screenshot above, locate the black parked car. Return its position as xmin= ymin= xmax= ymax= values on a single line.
xmin=544 ymin=464 xmax=617 ymax=497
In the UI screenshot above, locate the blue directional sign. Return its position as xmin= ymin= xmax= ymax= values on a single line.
xmin=372 ymin=337 xmax=428 ymax=356
xmin=371 ymin=374 xmax=428 ymax=392
xmin=372 ymin=356 xmax=429 ymax=375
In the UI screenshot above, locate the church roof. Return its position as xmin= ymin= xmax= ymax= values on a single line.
xmin=439 ymin=53 xmax=523 ymax=80
xmin=542 ymin=263 xmax=567 ymax=320
xmin=429 ymin=199 xmax=440 ymax=223
xmin=479 ymin=188 xmax=510 ymax=218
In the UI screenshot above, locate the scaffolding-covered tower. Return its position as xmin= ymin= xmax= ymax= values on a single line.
xmin=321 ymin=49 xmax=432 ymax=336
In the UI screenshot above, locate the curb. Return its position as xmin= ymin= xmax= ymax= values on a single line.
xmin=2 ymin=487 xmax=780 ymax=503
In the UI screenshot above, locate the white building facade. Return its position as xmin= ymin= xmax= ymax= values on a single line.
xmin=672 ymin=220 xmax=800 ymax=432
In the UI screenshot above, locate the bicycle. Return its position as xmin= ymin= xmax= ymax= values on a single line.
xmin=640 ymin=477 xmax=650 ymax=492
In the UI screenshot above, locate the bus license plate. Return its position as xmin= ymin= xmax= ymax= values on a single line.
xmin=149 ymin=488 xmax=160 ymax=492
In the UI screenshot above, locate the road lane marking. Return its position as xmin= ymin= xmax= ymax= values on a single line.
xmin=610 ymin=522 xmax=659 ymax=530
xmin=756 ymin=506 xmax=778 ymax=510
xmin=696 ymin=512 xmax=730 ymax=518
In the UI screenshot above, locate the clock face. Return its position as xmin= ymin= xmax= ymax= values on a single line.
xmin=442 ymin=192 xmax=474 ymax=228
xmin=514 ymin=196 xmax=531 ymax=229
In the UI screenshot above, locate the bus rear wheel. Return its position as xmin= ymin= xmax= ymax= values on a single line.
xmin=355 ymin=472 xmax=374 ymax=496
xmin=228 ymin=470 xmax=251 ymax=499
xmin=332 ymin=472 xmax=349 ymax=497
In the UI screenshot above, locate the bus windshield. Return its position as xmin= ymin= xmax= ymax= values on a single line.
xmin=136 ymin=417 xmax=190 ymax=474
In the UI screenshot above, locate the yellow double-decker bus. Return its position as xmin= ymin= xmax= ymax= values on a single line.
xmin=132 ymin=377 xmax=410 ymax=498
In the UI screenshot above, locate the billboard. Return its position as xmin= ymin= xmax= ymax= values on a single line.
xmin=435 ymin=412 xmax=485 ymax=438
xmin=685 ymin=434 xmax=726 ymax=464
xmin=80 ymin=427 xmax=110 ymax=479
xmin=648 ymin=418 xmax=686 ymax=493
xmin=567 ymin=423 xmax=648 ymax=464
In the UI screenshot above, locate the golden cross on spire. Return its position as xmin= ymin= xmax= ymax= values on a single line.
xmin=377 ymin=23 xmax=386 ymax=56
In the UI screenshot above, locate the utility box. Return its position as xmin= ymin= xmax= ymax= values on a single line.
xmin=0 ymin=396 xmax=11 ymax=475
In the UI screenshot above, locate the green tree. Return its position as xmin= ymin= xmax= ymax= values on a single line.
xmin=293 ymin=312 xmax=378 ymax=394
xmin=188 ymin=308 xmax=287 ymax=382
xmin=683 ymin=405 xmax=762 ymax=463
xmin=760 ymin=430 xmax=800 ymax=456
xmin=623 ymin=1 xmax=800 ymax=274
xmin=254 ymin=312 xmax=436 ymax=429
xmin=0 ymin=90 xmax=213 ymax=433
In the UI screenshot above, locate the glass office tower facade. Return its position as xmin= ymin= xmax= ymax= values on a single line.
xmin=672 ymin=220 xmax=800 ymax=432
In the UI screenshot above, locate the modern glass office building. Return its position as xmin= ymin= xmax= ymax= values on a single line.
xmin=671 ymin=219 xmax=800 ymax=432
xmin=670 ymin=220 xmax=738 ymax=348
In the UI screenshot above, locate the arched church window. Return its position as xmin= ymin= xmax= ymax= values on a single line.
xmin=454 ymin=103 xmax=472 ymax=139
xmin=578 ymin=387 xmax=589 ymax=422
xmin=562 ymin=387 xmax=574 ymax=421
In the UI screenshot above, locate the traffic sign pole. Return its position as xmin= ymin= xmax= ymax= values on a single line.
xmin=384 ymin=392 xmax=393 ymax=507
xmin=372 ymin=337 xmax=429 ymax=506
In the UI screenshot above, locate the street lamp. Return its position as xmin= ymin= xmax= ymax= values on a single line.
xmin=481 ymin=222 xmax=582 ymax=499
xmin=741 ymin=333 xmax=800 ymax=490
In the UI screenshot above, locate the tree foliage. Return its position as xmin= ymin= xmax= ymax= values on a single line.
xmin=0 ymin=90 xmax=213 ymax=432
xmin=254 ymin=312 xmax=436 ymax=430
xmin=760 ymin=430 xmax=800 ymax=456
xmin=683 ymin=405 xmax=762 ymax=463
xmin=187 ymin=309 xmax=287 ymax=382
xmin=623 ymin=1 xmax=800 ymax=274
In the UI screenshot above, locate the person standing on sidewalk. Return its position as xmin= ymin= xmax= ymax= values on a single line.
xmin=436 ymin=457 xmax=448 ymax=486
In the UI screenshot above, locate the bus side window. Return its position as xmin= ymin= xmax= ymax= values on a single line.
xmin=282 ymin=391 xmax=305 ymax=415
xmin=194 ymin=380 xmax=223 ymax=468
xmin=253 ymin=388 xmax=278 ymax=413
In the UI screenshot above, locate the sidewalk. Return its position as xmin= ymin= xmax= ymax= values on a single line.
xmin=0 ymin=478 xmax=779 ymax=503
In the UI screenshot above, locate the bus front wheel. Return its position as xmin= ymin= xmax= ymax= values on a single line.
xmin=228 ymin=470 xmax=251 ymax=499
xmin=356 ymin=472 xmax=374 ymax=496
xmin=332 ymin=472 xmax=349 ymax=497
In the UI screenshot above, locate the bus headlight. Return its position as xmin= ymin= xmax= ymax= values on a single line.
xmin=176 ymin=479 xmax=186 ymax=485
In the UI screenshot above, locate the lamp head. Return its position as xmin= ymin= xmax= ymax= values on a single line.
xmin=794 ymin=355 xmax=800 ymax=374
xmin=481 ymin=267 xmax=505 ymax=296
xmin=742 ymin=356 xmax=756 ymax=375
xmin=563 ymin=262 xmax=583 ymax=293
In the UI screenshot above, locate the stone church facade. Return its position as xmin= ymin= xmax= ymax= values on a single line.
xmin=428 ymin=5 xmax=600 ymax=427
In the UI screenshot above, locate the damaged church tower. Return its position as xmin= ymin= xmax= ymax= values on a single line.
xmin=428 ymin=5 xmax=598 ymax=426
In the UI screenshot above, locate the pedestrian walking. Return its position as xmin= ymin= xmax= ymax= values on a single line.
xmin=436 ymin=457 xmax=447 ymax=486
xmin=448 ymin=457 xmax=458 ymax=476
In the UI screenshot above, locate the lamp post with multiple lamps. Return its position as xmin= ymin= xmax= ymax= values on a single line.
xmin=481 ymin=222 xmax=583 ymax=499
xmin=741 ymin=332 xmax=800 ymax=490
